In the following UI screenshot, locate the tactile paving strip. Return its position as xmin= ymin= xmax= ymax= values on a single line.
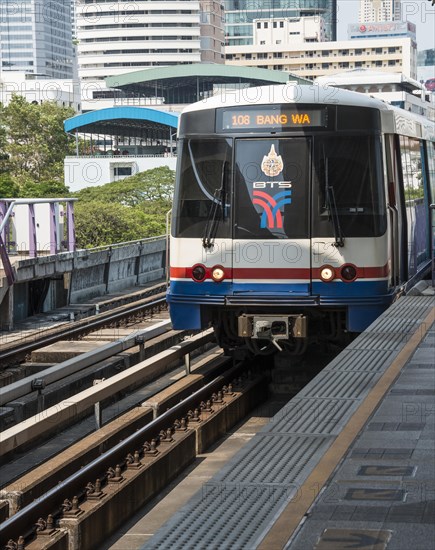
xmin=324 ymin=349 xmax=397 ymax=372
xmin=264 ymin=398 xmax=359 ymax=435
xmin=297 ymin=370 xmax=380 ymax=399
xmin=213 ymin=434 xmax=332 ymax=484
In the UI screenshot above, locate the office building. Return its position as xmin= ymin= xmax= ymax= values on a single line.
xmin=316 ymin=69 xmax=434 ymax=119
xmin=224 ymin=0 xmax=336 ymax=46
xmin=75 ymin=0 xmax=224 ymax=84
xmin=359 ymin=0 xmax=401 ymax=23
xmin=226 ymin=36 xmax=417 ymax=80
xmin=0 ymin=0 xmax=74 ymax=79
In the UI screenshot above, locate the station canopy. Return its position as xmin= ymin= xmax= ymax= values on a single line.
xmin=64 ymin=106 xmax=179 ymax=141
xmin=105 ymin=64 xmax=306 ymax=105
xmin=64 ymin=66 xmax=309 ymax=143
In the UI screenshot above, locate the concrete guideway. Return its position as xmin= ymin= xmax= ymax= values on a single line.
xmin=0 ymin=355 xmax=264 ymax=547
xmin=0 ymin=329 xmax=214 ymax=457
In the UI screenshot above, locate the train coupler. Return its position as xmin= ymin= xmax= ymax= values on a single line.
xmin=237 ymin=314 xmax=307 ymax=341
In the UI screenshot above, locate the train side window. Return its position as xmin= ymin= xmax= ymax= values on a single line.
xmin=400 ymin=135 xmax=429 ymax=274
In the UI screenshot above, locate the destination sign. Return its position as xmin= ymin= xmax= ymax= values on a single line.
xmin=219 ymin=107 xmax=328 ymax=131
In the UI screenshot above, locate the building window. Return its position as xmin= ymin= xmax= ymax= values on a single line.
xmin=113 ymin=166 xmax=133 ymax=179
xmin=388 ymin=47 xmax=396 ymax=53
xmin=264 ymin=22 xmax=268 ymax=29
xmin=280 ymin=22 xmax=284 ymax=28
xmin=388 ymin=60 xmax=396 ymax=66
xmin=355 ymin=49 xmax=363 ymax=55
xmin=375 ymin=48 xmax=382 ymax=54
xmin=273 ymin=21 xmax=277 ymax=28
xmin=322 ymin=63 xmax=329 ymax=69
xmin=257 ymin=22 xmax=261 ymax=29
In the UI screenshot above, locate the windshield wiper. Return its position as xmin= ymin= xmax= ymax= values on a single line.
xmin=202 ymin=167 xmax=227 ymax=249
xmin=325 ymin=157 xmax=345 ymax=248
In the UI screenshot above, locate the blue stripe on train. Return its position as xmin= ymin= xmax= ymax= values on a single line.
xmin=168 ymin=279 xmax=394 ymax=332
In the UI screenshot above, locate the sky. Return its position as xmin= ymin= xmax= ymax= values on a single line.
xmin=336 ymin=0 xmax=435 ymax=50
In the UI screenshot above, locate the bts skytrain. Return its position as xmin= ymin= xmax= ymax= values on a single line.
xmin=167 ymin=85 xmax=434 ymax=354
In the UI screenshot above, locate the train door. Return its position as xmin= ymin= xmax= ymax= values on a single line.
xmin=231 ymin=137 xmax=312 ymax=295
xmin=386 ymin=134 xmax=408 ymax=283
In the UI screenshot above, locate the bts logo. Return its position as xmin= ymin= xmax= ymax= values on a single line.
xmin=253 ymin=190 xmax=292 ymax=229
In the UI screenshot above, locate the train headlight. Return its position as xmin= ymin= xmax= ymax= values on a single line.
xmin=340 ymin=264 xmax=357 ymax=282
xmin=320 ymin=265 xmax=336 ymax=282
xmin=211 ymin=265 xmax=225 ymax=282
xmin=191 ymin=264 xmax=206 ymax=282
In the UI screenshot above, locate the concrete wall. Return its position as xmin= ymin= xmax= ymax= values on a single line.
xmin=64 ymin=156 xmax=177 ymax=191
xmin=0 ymin=237 xmax=166 ymax=328
xmin=70 ymin=238 xmax=166 ymax=303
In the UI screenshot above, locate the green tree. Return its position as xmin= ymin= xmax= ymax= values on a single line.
xmin=0 ymin=172 xmax=19 ymax=197
xmin=74 ymin=201 xmax=166 ymax=248
xmin=1 ymin=95 xmax=75 ymax=185
xmin=74 ymin=166 xmax=174 ymax=212
xmin=73 ymin=167 xmax=174 ymax=247
xmin=19 ymin=179 xmax=70 ymax=198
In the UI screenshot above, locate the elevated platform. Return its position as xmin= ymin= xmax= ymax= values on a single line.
xmin=143 ymin=295 xmax=434 ymax=549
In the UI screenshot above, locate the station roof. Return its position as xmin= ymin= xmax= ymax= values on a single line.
xmin=105 ymin=64 xmax=306 ymax=104
xmin=64 ymin=106 xmax=179 ymax=138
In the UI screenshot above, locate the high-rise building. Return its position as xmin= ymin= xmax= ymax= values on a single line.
xmin=75 ymin=0 xmax=224 ymax=84
xmin=225 ymin=0 xmax=337 ymax=47
xmin=0 ymin=0 xmax=74 ymax=79
xmin=359 ymin=0 xmax=401 ymax=23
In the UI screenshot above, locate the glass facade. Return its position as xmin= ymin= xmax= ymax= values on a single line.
xmin=0 ymin=0 xmax=74 ymax=78
xmin=224 ymin=0 xmax=337 ymax=45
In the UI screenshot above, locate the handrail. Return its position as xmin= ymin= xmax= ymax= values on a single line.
xmin=80 ymin=235 xmax=166 ymax=253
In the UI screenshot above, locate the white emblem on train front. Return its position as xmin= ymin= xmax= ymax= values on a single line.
xmin=261 ymin=144 xmax=284 ymax=177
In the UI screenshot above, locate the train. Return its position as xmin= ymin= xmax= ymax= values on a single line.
xmin=167 ymin=84 xmax=435 ymax=355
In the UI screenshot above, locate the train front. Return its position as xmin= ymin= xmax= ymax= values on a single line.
xmin=167 ymin=87 xmax=392 ymax=353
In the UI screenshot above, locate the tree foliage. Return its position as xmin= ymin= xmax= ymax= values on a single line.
xmin=0 ymin=95 xmax=75 ymax=186
xmin=0 ymin=95 xmax=175 ymax=247
xmin=74 ymin=202 xmax=166 ymax=248
xmin=74 ymin=166 xmax=174 ymax=211
xmin=73 ymin=166 xmax=174 ymax=248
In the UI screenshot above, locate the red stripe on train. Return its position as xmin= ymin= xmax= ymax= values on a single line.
xmin=170 ymin=263 xmax=389 ymax=280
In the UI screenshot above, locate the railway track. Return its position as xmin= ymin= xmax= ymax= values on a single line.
xmin=0 ymin=282 xmax=167 ymax=367
xmin=0 ymin=345 xmax=261 ymax=547
xmin=0 ymin=282 xmax=338 ymax=549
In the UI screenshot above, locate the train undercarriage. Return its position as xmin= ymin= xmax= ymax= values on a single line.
xmin=212 ymin=307 xmax=352 ymax=356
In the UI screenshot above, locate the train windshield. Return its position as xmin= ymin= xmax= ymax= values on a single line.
xmin=173 ymin=138 xmax=232 ymax=238
xmin=313 ymin=135 xmax=386 ymax=237
xmin=173 ymin=134 xmax=386 ymax=240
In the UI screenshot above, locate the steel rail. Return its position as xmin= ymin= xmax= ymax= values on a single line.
xmin=0 ymin=361 xmax=242 ymax=544
xmin=0 ymin=330 xmax=215 ymax=456
xmin=0 ymin=319 xmax=171 ymax=406
xmin=0 ymin=292 xmax=167 ymax=363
